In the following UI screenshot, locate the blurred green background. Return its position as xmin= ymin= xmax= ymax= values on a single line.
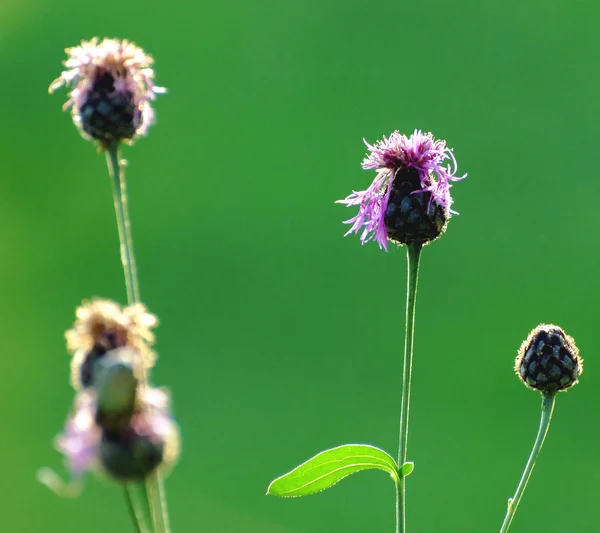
xmin=1 ymin=0 xmax=598 ymax=531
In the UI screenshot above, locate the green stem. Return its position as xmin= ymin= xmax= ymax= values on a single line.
xmin=105 ymin=145 xmax=140 ymax=305
xmin=105 ymin=143 xmax=171 ymax=533
xmin=395 ymin=481 xmax=402 ymax=533
xmin=396 ymin=242 xmax=422 ymax=533
xmin=499 ymin=392 xmax=556 ymax=533
xmin=124 ymin=485 xmax=150 ymax=533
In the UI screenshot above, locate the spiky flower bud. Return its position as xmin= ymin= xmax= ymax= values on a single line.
xmin=49 ymin=38 xmax=165 ymax=145
xmin=515 ymin=324 xmax=582 ymax=394
xmin=66 ymin=298 xmax=157 ymax=390
xmin=337 ymin=130 xmax=466 ymax=249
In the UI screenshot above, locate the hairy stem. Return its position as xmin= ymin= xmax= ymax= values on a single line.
xmin=499 ymin=392 xmax=556 ymax=533
xmin=396 ymin=242 xmax=422 ymax=533
xmin=105 ymin=143 xmax=171 ymax=533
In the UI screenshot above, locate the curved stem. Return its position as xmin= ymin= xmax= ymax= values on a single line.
xmin=396 ymin=242 xmax=422 ymax=533
xmin=499 ymin=392 xmax=556 ymax=533
xmin=105 ymin=143 xmax=171 ymax=533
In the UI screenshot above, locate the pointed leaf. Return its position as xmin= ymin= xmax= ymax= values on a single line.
xmin=267 ymin=444 xmax=398 ymax=498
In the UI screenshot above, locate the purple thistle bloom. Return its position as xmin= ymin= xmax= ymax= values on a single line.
xmin=337 ymin=130 xmax=466 ymax=250
xmin=49 ymin=38 xmax=165 ymax=143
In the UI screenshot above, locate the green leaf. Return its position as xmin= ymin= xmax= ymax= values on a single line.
xmin=400 ymin=462 xmax=414 ymax=477
xmin=267 ymin=444 xmax=398 ymax=498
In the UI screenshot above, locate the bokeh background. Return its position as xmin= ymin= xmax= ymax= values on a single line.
xmin=1 ymin=0 xmax=598 ymax=531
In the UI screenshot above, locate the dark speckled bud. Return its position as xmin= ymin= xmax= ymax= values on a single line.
xmin=79 ymin=72 xmax=140 ymax=142
xmin=384 ymin=168 xmax=448 ymax=245
xmin=515 ymin=324 xmax=582 ymax=394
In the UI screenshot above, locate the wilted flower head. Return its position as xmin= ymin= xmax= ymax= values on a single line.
xmin=49 ymin=37 xmax=165 ymax=144
xmin=337 ymin=130 xmax=466 ymax=250
xmin=515 ymin=324 xmax=583 ymax=394
xmin=66 ymin=298 xmax=158 ymax=389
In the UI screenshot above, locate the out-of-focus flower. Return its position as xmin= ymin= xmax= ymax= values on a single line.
xmin=337 ymin=130 xmax=466 ymax=249
xmin=66 ymin=298 xmax=158 ymax=389
xmin=49 ymin=38 xmax=165 ymax=144
xmin=41 ymin=386 xmax=179 ymax=494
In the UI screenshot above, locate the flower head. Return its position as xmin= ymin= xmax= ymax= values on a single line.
xmin=515 ymin=324 xmax=583 ymax=394
xmin=41 ymin=385 xmax=179 ymax=494
xmin=337 ymin=130 xmax=466 ymax=249
xmin=49 ymin=37 xmax=165 ymax=144
xmin=66 ymin=298 xmax=158 ymax=389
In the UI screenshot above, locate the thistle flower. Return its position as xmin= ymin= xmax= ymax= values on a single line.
xmin=66 ymin=298 xmax=158 ymax=390
xmin=49 ymin=37 xmax=165 ymax=144
xmin=337 ymin=130 xmax=466 ymax=249
xmin=41 ymin=386 xmax=179 ymax=494
xmin=515 ymin=324 xmax=582 ymax=394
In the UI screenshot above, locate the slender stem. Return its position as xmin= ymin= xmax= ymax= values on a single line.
xmin=123 ymin=485 xmax=149 ymax=533
xmin=105 ymin=144 xmax=140 ymax=304
xmin=395 ymin=481 xmax=402 ymax=533
xmin=396 ymin=242 xmax=422 ymax=533
xmin=499 ymin=392 xmax=556 ymax=533
xmin=105 ymin=142 xmax=171 ymax=533
xmin=149 ymin=472 xmax=170 ymax=533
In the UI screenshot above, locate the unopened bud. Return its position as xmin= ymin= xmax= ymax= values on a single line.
xmin=515 ymin=324 xmax=582 ymax=394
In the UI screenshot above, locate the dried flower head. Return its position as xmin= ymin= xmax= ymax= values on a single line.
xmin=337 ymin=130 xmax=466 ymax=249
xmin=49 ymin=37 xmax=165 ymax=144
xmin=515 ymin=324 xmax=583 ymax=394
xmin=66 ymin=298 xmax=158 ymax=389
